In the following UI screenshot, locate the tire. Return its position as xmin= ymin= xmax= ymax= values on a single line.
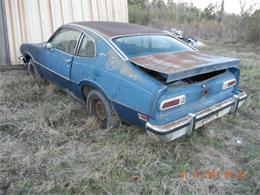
xmin=86 ymin=90 xmax=120 ymax=128
xmin=28 ymin=59 xmax=41 ymax=78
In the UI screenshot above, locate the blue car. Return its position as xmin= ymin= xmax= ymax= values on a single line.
xmin=19 ymin=21 xmax=247 ymax=142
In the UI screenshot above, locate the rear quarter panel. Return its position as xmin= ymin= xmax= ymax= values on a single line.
xmin=70 ymin=31 xmax=162 ymax=126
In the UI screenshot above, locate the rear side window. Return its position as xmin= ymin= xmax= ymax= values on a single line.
xmin=112 ymin=35 xmax=193 ymax=58
xmin=51 ymin=29 xmax=81 ymax=55
xmin=77 ymin=35 xmax=95 ymax=58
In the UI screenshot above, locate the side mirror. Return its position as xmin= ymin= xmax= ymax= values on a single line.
xmin=45 ymin=42 xmax=52 ymax=50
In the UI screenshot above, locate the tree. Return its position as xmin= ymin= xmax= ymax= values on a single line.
xmin=128 ymin=2 xmax=150 ymax=25
xmin=201 ymin=4 xmax=217 ymax=21
xmin=218 ymin=0 xmax=225 ymax=22
xmin=128 ymin=0 xmax=149 ymax=8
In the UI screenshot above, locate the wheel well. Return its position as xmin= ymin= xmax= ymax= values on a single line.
xmin=82 ymin=84 xmax=109 ymax=103
xmin=24 ymin=54 xmax=31 ymax=63
xmin=82 ymin=85 xmax=94 ymax=101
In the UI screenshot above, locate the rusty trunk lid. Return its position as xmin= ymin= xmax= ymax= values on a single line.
xmin=130 ymin=51 xmax=240 ymax=83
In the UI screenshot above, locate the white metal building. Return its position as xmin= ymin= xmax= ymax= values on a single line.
xmin=0 ymin=0 xmax=128 ymax=65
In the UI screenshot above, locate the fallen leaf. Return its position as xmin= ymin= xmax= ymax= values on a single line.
xmin=132 ymin=175 xmax=140 ymax=182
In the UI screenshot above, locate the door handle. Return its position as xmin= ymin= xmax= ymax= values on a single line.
xmin=65 ymin=60 xmax=71 ymax=67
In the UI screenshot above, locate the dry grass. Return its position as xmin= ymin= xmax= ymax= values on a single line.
xmin=0 ymin=42 xmax=259 ymax=194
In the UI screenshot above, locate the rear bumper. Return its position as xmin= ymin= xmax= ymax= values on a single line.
xmin=146 ymin=91 xmax=247 ymax=142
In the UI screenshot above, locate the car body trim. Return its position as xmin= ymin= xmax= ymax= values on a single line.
xmin=33 ymin=58 xmax=75 ymax=82
xmin=30 ymin=58 xmax=148 ymax=115
xmin=146 ymin=91 xmax=247 ymax=136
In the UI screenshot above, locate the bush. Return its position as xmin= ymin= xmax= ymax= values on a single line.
xmin=128 ymin=0 xmax=260 ymax=44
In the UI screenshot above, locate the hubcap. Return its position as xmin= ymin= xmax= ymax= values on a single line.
xmin=92 ymin=98 xmax=107 ymax=122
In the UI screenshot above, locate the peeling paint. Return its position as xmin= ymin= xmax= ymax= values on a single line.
xmin=131 ymin=51 xmax=239 ymax=82
xmin=105 ymin=50 xmax=120 ymax=70
xmin=106 ymin=50 xmax=140 ymax=80
xmin=119 ymin=61 xmax=139 ymax=80
xmin=131 ymin=51 xmax=213 ymax=73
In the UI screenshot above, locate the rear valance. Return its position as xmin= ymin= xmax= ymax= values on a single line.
xmin=130 ymin=51 xmax=240 ymax=83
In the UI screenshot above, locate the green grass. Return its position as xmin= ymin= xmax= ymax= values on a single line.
xmin=0 ymin=42 xmax=259 ymax=194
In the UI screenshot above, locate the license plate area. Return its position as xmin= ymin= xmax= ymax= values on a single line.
xmin=195 ymin=106 xmax=232 ymax=129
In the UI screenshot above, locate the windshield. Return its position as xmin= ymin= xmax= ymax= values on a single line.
xmin=112 ymin=35 xmax=193 ymax=58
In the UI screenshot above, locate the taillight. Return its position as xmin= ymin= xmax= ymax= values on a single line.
xmin=138 ymin=113 xmax=149 ymax=122
xmin=160 ymin=95 xmax=186 ymax=110
xmin=223 ymin=79 xmax=236 ymax=90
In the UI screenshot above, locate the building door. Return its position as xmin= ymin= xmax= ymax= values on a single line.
xmin=0 ymin=0 xmax=10 ymax=65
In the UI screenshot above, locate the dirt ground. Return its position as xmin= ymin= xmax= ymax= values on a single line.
xmin=0 ymin=42 xmax=259 ymax=194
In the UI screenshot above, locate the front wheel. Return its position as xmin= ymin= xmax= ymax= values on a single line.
xmin=28 ymin=59 xmax=41 ymax=78
xmin=86 ymin=90 xmax=120 ymax=128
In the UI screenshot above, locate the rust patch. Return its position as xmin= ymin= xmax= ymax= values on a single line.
xmin=72 ymin=21 xmax=165 ymax=38
xmin=131 ymin=51 xmax=221 ymax=74
xmin=120 ymin=61 xmax=139 ymax=80
xmin=162 ymin=116 xmax=189 ymax=129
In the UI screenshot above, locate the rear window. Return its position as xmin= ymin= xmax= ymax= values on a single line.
xmin=112 ymin=35 xmax=193 ymax=58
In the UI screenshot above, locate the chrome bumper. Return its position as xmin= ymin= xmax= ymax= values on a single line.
xmin=18 ymin=56 xmax=27 ymax=64
xmin=146 ymin=91 xmax=247 ymax=142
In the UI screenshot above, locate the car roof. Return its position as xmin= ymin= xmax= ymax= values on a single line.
xmin=69 ymin=21 xmax=165 ymax=39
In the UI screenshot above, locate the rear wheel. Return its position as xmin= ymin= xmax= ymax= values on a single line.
xmin=86 ymin=90 xmax=120 ymax=128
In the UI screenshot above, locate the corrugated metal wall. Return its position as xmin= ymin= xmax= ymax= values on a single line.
xmin=4 ymin=0 xmax=128 ymax=64
xmin=0 ymin=0 xmax=10 ymax=65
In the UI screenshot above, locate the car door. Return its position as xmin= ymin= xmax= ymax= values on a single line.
xmin=44 ymin=28 xmax=82 ymax=88
xmin=70 ymin=33 xmax=98 ymax=96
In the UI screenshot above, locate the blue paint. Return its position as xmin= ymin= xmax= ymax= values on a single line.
xmin=20 ymin=22 xmax=244 ymax=128
xmin=113 ymin=102 xmax=146 ymax=127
